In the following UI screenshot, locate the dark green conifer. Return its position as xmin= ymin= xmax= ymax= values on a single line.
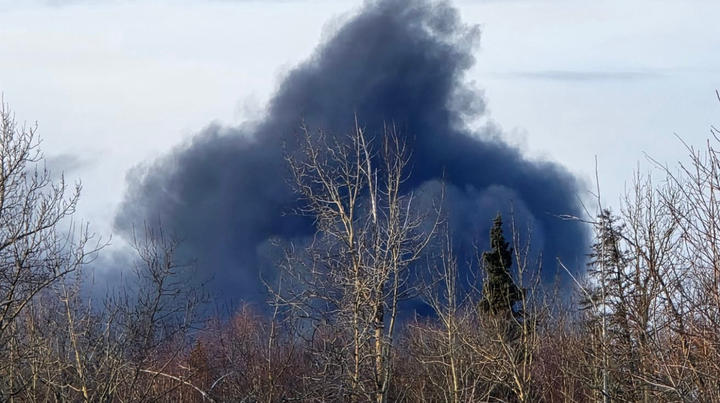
xmin=480 ymin=214 xmax=522 ymax=315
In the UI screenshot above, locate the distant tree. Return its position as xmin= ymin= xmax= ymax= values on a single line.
xmin=480 ymin=214 xmax=522 ymax=316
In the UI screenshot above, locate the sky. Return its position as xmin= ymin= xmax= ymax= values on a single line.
xmin=1 ymin=0 xmax=719 ymax=259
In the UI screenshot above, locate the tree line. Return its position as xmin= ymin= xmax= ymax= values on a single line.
xmin=1 ymin=99 xmax=720 ymax=402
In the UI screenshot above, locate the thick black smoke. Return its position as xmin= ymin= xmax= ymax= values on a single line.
xmin=114 ymin=0 xmax=587 ymax=304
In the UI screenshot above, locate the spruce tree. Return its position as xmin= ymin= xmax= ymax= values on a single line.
xmin=480 ymin=214 xmax=522 ymax=316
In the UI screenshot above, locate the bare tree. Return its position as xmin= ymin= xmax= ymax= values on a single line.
xmin=11 ymin=224 xmax=208 ymax=403
xmin=275 ymin=119 xmax=441 ymax=403
xmin=0 ymin=99 xmax=95 ymax=402
xmin=403 ymin=227 xmax=489 ymax=403
xmin=648 ymin=124 xmax=720 ymax=401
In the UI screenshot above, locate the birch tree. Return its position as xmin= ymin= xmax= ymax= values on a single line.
xmin=276 ymin=119 xmax=440 ymax=403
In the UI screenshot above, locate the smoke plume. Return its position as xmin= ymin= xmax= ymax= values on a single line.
xmin=114 ymin=0 xmax=587 ymax=304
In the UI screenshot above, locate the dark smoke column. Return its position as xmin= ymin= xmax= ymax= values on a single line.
xmin=114 ymin=0 xmax=587 ymax=303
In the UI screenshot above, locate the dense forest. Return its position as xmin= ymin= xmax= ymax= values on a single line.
xmin=2 ymin=98 xmax=720 ymax=403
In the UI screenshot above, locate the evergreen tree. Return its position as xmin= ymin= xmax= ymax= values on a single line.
xmin=480 ymin=214 xmax=522 ymax=316
xmin=584 ymin=209 xmax=639 ymax=402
